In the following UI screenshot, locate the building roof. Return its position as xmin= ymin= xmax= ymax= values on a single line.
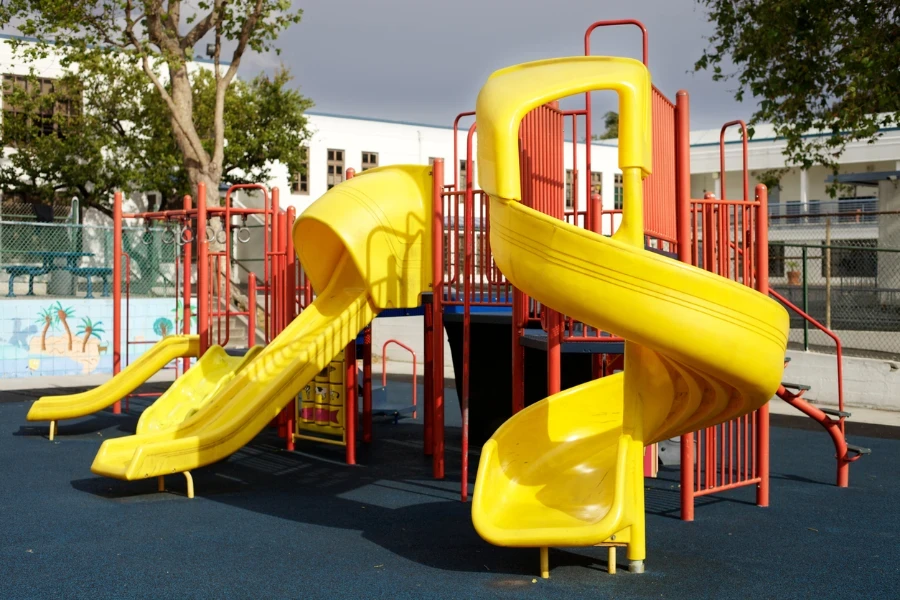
xmin=826 ymin=170 xmax=900 ymax=186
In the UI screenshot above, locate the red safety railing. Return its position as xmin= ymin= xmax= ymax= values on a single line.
xmin=381 ymin=340 xmax=418 ymax=419
xmin=678 ymin=119 xmax=771 ymax=520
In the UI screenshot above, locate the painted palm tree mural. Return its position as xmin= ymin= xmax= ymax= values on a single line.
xmin=35 ymin=306 xmax=57 ymax=351
xmin=154 ymin=317 xmax=175 ymax=338
xmin=75 ymin=318 xmax=105 ymax=353
xmin=53 ymin=301 xmax=75 ymax=351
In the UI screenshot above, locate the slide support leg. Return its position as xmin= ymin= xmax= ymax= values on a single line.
xmin=48 ymin=420 xmax=56 ymax=441
xmin=184 ymin=471 xmax=194 ymax=499
xmin=539 ymin=546 xmax=549 ymax=579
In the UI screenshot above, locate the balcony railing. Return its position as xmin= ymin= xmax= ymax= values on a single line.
xmin=768 ymin=198 xmax=878 ymax=227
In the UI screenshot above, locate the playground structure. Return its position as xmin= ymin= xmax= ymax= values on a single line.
xmin=23 ymin=18 xmax=872 ymax=577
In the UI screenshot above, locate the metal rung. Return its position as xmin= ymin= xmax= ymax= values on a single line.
xmin=820 ymin=407 xmax=851 ymax=418
xmin=846 ymin=443 xmax=871 ymax=456
xmin=781 ymin=381 xmax=811 ymax=391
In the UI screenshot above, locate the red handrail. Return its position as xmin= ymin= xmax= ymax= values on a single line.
xmin=768 ymin=289 xmax=845 ymax=419
xmin=381 ymin=339 xmax=417 ymax=420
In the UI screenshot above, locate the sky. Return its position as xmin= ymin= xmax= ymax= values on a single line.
xmin=241 ymin=0 xmax=751 ymax=133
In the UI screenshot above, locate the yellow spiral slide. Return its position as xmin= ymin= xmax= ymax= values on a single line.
xmin=470 ymin=57 xmax=790 ymax=573
xmin=87 ymin=165 xmax=433 ymax=493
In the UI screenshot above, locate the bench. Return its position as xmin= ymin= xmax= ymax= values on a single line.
xmin=5 ymin=265 xmax=50 ymax=297
xmin=67 ymin=267 xmax=113 ymax=298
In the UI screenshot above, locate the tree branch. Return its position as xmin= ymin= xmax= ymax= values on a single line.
xmin=180 ymin=0 xmax=226 ymax=50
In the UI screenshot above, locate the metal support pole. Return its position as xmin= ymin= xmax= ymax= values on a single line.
xmin=431 ymin=159 xmax=445 ymax=479
xmin=802 ymin=245 xmax=809 ymax=350
xmin=196 ymin=182 xmax=209 ymax=357
xmin=182 ymin=194 xmax=193 ymax=374
xmin=754 ymin=184 xmax=770 ymax=508
xmin=345 ymin=339 xmax=357 ymax=465
xmin=112 ymin=191 xmax=123 ymax=414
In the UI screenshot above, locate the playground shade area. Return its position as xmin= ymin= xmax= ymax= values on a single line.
xmin=2 ymin=384 xmax=898 ymax=599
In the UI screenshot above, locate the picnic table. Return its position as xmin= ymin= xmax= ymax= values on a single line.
xmin=3 ymin=251 xmax=110 ymax=297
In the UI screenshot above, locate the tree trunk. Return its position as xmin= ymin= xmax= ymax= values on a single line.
xmin=41 ymin=318 xmax=50 ymax=351
xmin=81 ymin=328 xmax=91 ymax=353
xmin=59 ymin=316 xmax=72 ymax=351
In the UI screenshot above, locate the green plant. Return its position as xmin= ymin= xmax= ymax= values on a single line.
xmin=786 ymin=260 xmax=800 ymax=271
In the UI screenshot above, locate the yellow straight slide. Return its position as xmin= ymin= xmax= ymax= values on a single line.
xmin=90 ymin=165 xmax=433 ymax=489
xmin=27 ymin=334 xmax=199 ymax=423
xmin=470 ymin=57 xmax=790 ymax=573
xmin=135 ymin=345 xmax=262 ymax=434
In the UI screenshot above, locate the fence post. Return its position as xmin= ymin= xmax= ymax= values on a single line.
xmin=802 ymin=245 xmax=809 ymax=351
xmin=825 ymin=218 xmax=832 ymax=329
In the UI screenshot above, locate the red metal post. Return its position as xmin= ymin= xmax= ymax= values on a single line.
xmin=547 ymin=309 xmax=561 ymax=396
xmin=112 ymin=191 xmax=123 ymax=414
xmin=431 ymin=159 xmax=446 ymax=479
xmin=754 ymin=183 xmax=770 ymax=505
xmin=423 ymin=300 xmax=434 ymax=455
xmin=460 ymin=124 xmax=476 ymax=501
xmin=363 ymin=325 xmax=373 ymax=443
xmin=248 ymin=275 xmax=257 ymax=344
xmin=345 ymin=339 xmax=357 ymax=465
xmin=196 ymin=182 xmax=210 ymax=356
xmin=181 ymin=195 xmax=193 ymax=374
xmin=675 ymin=90 xmax=695 ymax=521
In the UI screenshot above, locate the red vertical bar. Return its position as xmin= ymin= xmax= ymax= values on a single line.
xmin=512 ymin=288 xmax=525 ymax=413
xmin=345 ymin=340 xmax=357 ymax=465
xmin=248 ymin=275 xmax=257 ymax=344
xmin=196 ymin=182 xmax=209 ymax=356
xmin=461 ymin=126 xmax=475 ymax=501
xmin=431 ymin=159 xmax=446 ymax=480
xmin=363 ymin=325 xmax=373 ymax=443
xmin=754 ymin=183 xmax=770 ymax=505
xmin=181 ymin=195 xmax=193 ymax=373
xmin=675 ymin=91 xmax=695 ymax=521
xmin=112 ymin=191 xmax=123 ymax=414
xmin=423 ymin=299 xmax=434 ymax=455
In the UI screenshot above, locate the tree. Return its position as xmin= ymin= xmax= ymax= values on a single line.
xmin=0 ymin=57 xmax=312 ymax=217
xmin=0 ymin=1 xmax=308 ymax=209
xmin=695 ymin=0 xmax=900 ymax=187
xmin=593 ymin=111 xmax=619 ymax=141
xmin=35 ymin=306 xmax=57 ymax=351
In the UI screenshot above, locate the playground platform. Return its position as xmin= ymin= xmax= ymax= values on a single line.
xmin=2 ymin=381 xmax=898 ymax=599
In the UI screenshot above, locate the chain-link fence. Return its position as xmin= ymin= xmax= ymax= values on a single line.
xmin=768 ymin=201 xmax=900 ymax=360
xmin=0 ymin=220 xmax=179 ymax=298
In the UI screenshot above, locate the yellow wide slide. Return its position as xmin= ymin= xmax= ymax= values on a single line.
xmin=470 ymin=57 xmax=789 ymax=573
xmin=135 ymin=345 xmax=262 ymax=434
xmin=27 ymin=334 xmax=199 ymax=430
xmin=89 ymin=165 xmax=433 ymax=494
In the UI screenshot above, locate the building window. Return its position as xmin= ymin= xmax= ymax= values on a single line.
xmin=326 ymin=148 xmax=344 ymax=190
xmin=2 ymin=74 xmax=80 ymax=145
xmin=614 ymin=174 xmax=624 ymax=209
xmin=459 ymin=159 xmax=468 ymax=191
xmin=769 ymin=243 xmax=785 ymax=278
xmin=292 ymin=146 xmax=309 ymax=195
xmin=822 ymin=239 xmax=877 ymax=278
xmin=565 ymin=169 xmax=574 ymax=209
xmin=591 ymin=171 xmax=602 ymax=196
xmin=361 ymin=151 xmax=378 ymax=171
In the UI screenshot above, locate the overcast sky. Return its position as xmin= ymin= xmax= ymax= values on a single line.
xmin=241 ymin=0 xmax=750 ymax=132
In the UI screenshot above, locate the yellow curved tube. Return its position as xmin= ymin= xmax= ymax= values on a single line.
xmin=471 ymin=56 xmax=789 ymax=565
xmin=26 ymin=335 xmax=199 ymax=422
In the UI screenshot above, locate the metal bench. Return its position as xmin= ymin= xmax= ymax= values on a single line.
xmin=5 ymin=265 xmax=50 ymax=297
xmin=67 ymin=267 xmax=113 ymax=298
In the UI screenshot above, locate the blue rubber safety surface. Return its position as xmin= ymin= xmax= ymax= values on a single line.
xmin=1 ymin=383 xmax=898 ymax=599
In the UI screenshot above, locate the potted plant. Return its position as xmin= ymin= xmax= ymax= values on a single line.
xmin=786 ymin=260 xmax=801 ymax=285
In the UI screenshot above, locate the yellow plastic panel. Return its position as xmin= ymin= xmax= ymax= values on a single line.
xmin=26 ymin=335 xmax=200 ymax=422
xmin=476 ymin=56 xmax=652 ymax=202
xmin=293 ymin=165 xmax=433 ymax=310
xmin=136 ymin=345 xmax=262 ymax=434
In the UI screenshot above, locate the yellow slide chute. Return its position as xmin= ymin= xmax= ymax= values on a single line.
xmin=470 ymin=57 xmax=789 ymax=572
xmin=26 ymin=334 xmax=200 ymax=424
xmin=88 ymin=165 xmax=433 ymax=487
